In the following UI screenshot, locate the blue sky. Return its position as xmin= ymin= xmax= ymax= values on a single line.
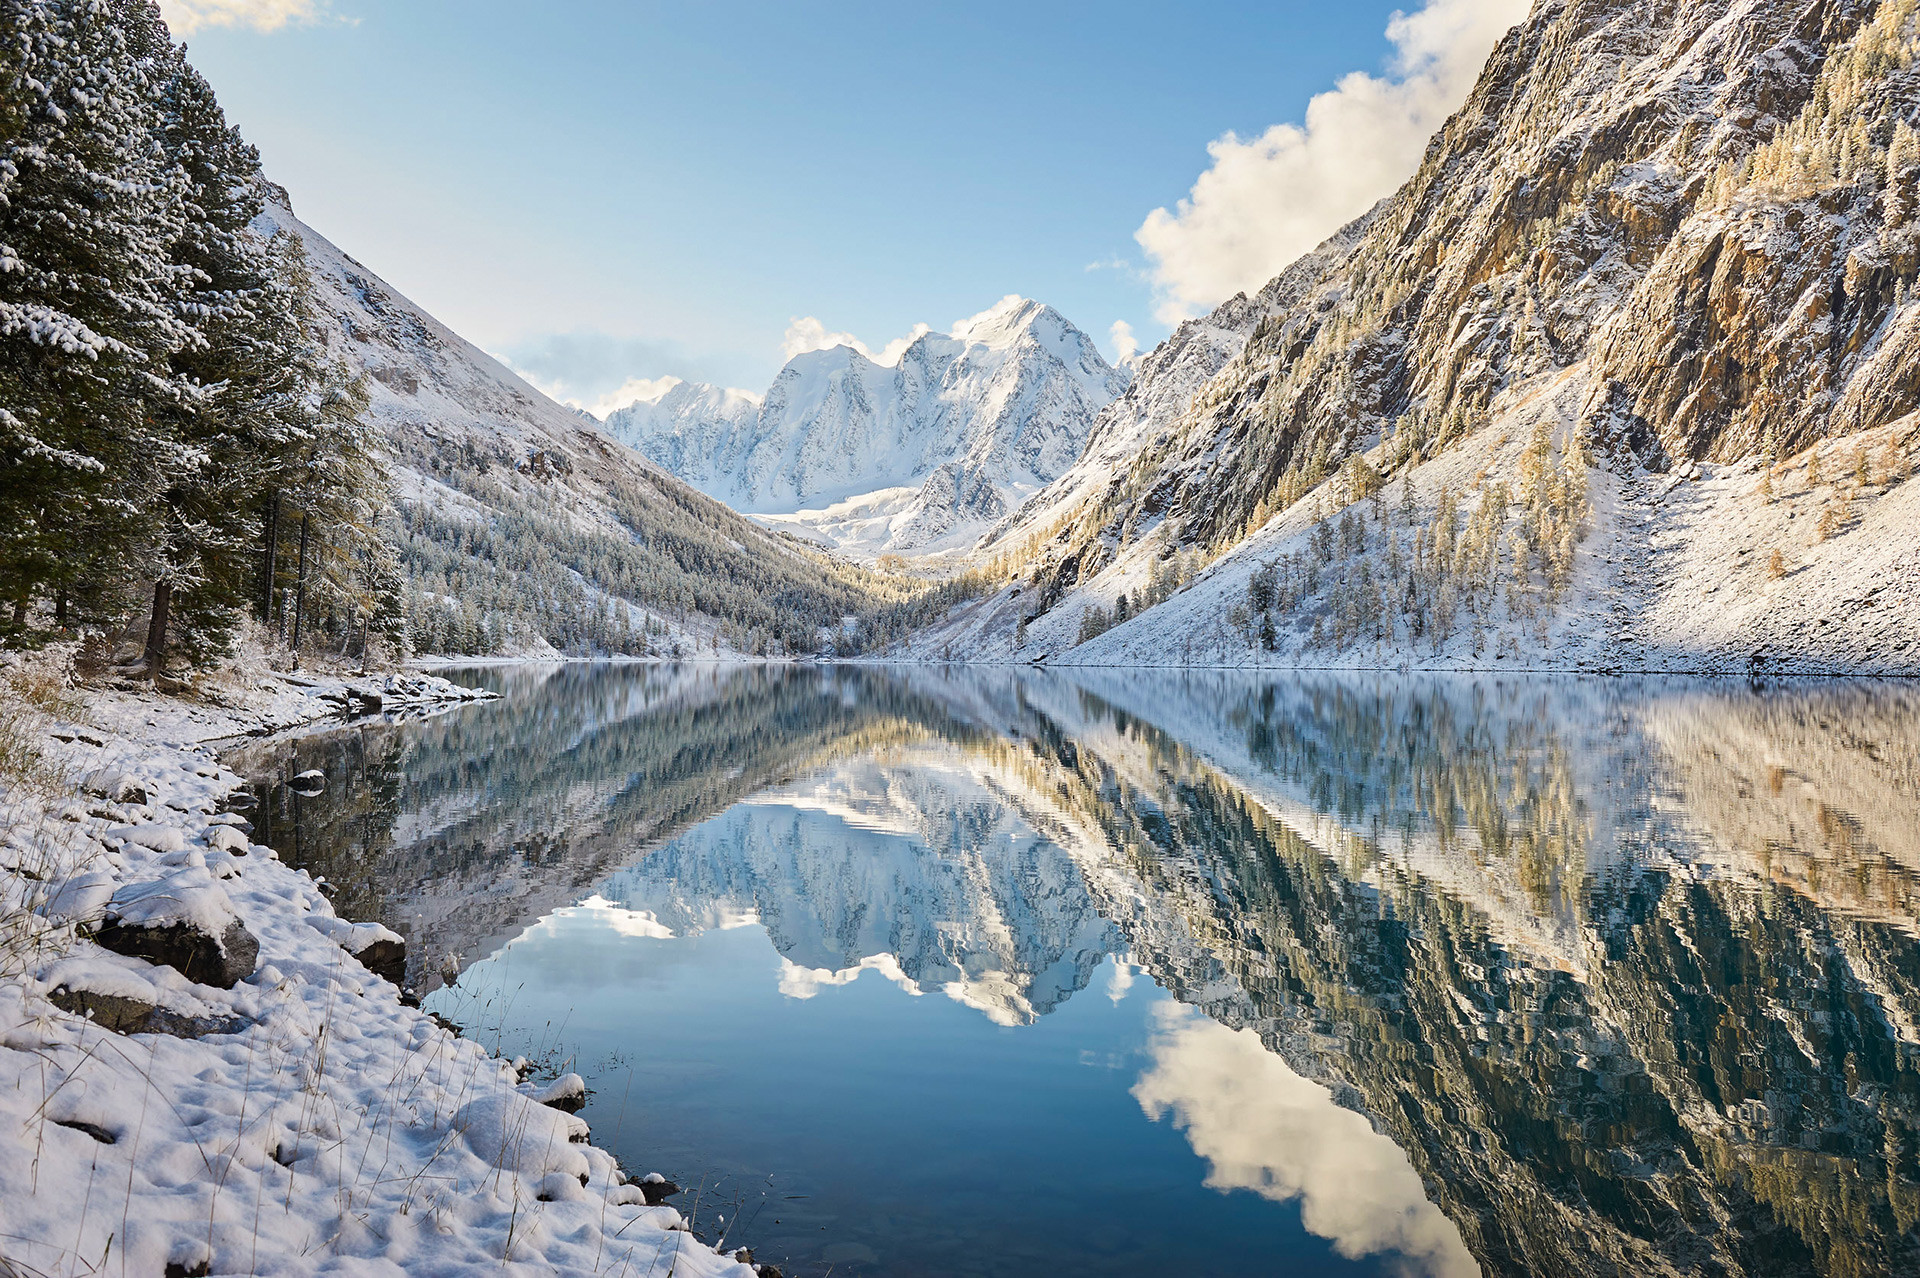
xmin=170 ymin=0 xmax=1517 ymax=407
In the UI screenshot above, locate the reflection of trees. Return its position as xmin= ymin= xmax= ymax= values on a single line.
xmin=226 ymin=662 xmax=1920 ymax=1277
xmin=226 ymin=665 xmax=995 ymax=987
xmin=983 ymin=672 xmax=1920 ymax=1278
xmin=1226 ymin=680 xmax=1595 ymax=913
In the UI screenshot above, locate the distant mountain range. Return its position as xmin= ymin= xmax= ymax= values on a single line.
xmin=603 ymin=296 xmax=1128 ymax=556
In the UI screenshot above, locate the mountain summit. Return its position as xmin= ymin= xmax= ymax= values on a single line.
xmin=605 ymin=296 xmax=1128 ymax=556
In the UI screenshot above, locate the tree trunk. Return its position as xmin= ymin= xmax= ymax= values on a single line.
xmin=142 ymin=579 xmax=171 ymax=679
xmin=290 ymin=513 xmax=310 ymax=668
xmin=53 ymin=592 xmax=67 ymax=627
xmin=262 ymin=490 xmax=280 ymax=626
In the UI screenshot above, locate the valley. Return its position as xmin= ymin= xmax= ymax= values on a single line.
xmin=4 ymin=2 xmax=1920 ymax=1276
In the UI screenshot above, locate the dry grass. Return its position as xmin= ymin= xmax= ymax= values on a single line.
xmin=0 ymin=654 xmax=81 ymax=790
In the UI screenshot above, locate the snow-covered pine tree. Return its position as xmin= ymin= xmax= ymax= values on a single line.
xmin=0 ymin=0 xmax=191 ymax=634
xmin=135 ymin=14 xmax=283 ymax=670
xmin=0 ymin=1 xmax=398 ymax=671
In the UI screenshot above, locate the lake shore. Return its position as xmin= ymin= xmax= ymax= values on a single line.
xmin=0 ymin=658 xmax=759 ymax=1277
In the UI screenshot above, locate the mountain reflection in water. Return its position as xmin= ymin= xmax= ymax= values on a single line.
xmin=228 ymin=665 xmax=1920 ymax=1278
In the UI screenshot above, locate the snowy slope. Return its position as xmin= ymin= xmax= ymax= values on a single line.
xmin=605 ymin=296 xmax=1128 ymax=556
xmin=255 ymin=192 xmax=885 ymax=658
xmin=910 ymin=0 xmax=1920 ymax=672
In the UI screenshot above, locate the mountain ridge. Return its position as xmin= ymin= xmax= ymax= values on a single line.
xmin=257 ymin=193 xmax=927 ymax=658
xmin=605 ymin=295 xmax=1128 ymax=556
xmin=912 ymin=0 xmax=1920 ymax=674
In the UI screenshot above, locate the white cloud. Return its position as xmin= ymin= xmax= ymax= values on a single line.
xmin=496 ymin=356 xmax=719 ymax=420
xmin=157 ymin=0 xmax=330 ymax=35
xmin=583 ymin=375 xmax=686 ymax=417
xmin=1135 ymin=0 xmax=1530 ymax=322
xmin=1134 ymin=1005 xmax=1478 ymax=1278
xmin=1108 ymin=320 xmax=1139 ymax=364
xmin=781 ymin=316 xmax=933 ymax=367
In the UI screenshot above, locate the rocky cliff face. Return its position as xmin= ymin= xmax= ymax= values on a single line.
xmin=605 ymin=297 xmax=1127 ymax=556
xmin=975 ymin=211 xmax=1380 ymax=562
xmin=1137 ymin=0 xmax=1918 ymax=539
xmin=932 ymin=0 xmax=1920 ymax=672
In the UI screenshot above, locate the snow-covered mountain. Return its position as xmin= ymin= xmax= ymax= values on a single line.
xmin=604 ymin=296 xmax=1129 ymax=556
xmin=256 ymin=193 xmax=901 ymax=658
xmin=915 ymin=0 xmax=1920 ymax=674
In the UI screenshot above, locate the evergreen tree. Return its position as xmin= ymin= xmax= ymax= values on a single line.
xmin=0 ymin=0 xmax=190 ymax=634
xmin=0 ymin=2 xmax=398 ymax=671
xmin=138 ymin=22 xmax=286 ymax=670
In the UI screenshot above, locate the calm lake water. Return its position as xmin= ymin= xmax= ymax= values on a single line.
xmin=228 ymin=664 xmax=1920 ymax=1277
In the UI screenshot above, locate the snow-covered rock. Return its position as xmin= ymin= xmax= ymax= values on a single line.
xmin=96 ymin=867 xmax=260 ymax=988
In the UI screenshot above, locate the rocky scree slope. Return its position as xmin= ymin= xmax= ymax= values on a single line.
xmin=260 ymin=196 xmax=905 ymax=658
xmin=930 ymin=0 xmax=1920 ymax=672
xmin=605 ymin=297 xmax=1128 ymax=556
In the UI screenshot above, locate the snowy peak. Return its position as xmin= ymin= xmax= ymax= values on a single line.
xmin=603 ymin=298 xmax=1127 ymax=555
xmin=627 ymin=376 xmax=762 ymax=414
xmin=950 ymin=293 xmax=1040 ymax=344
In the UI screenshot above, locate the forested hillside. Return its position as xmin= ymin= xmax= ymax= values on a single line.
xmin=0 ymin=0 xmax=967 ymax=671
xmin=261 ymin=199 xmax=970 ymax=660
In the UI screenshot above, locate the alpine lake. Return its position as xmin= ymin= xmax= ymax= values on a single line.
xmin=224 ymin=664 xmax=1920 ymax=1278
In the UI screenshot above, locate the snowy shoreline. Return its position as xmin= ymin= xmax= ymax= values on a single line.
xmin=420 ymin=650 xmax=1920 ymax=677
xmin=0 ymin=668 xmax=760 ymax=1277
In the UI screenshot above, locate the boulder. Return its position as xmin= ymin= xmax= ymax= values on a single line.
xmin=82 ymin=770 xmax=149 ymax=805
xmin=529 ymin=1072 xmax=587 ymax=1113
xmin=205 ymin=825 xmax=250 ymax=854
xmin=96 ymin=869 xmax=258 ymax=988
xmin=106 ymin=822 xmax=185 ymax=854
xmin=305 ymin=913 xmax=403 ymax=983
xmin=638 ymin=1175 xmax=681 ymax=1205
xmin=349 ymin=933 xmax=407 ymax=985
xmin=48 ymin=984 xmax=251 ymax=1038
xmin=92 ymin=917 xmax=259 ymax=989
